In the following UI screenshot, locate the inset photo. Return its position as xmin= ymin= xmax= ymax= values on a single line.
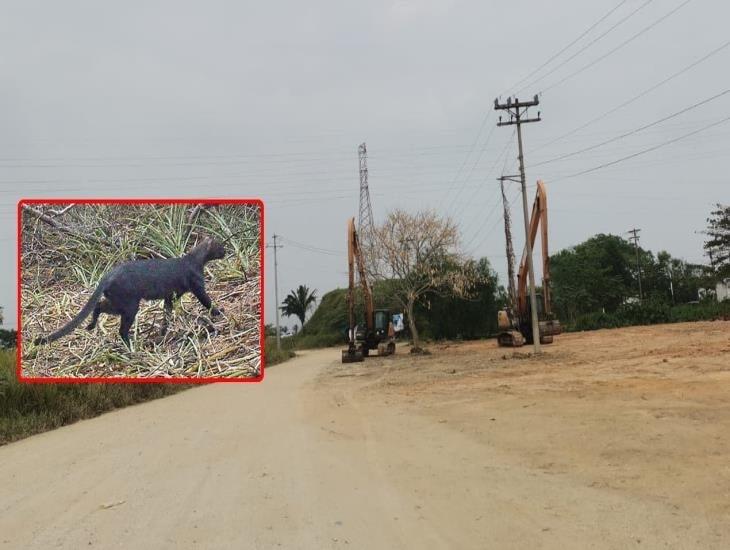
xmin=18 ymin=199 xmax=263 ymax=382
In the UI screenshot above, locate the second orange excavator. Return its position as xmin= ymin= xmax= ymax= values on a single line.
xmin=498 ymin=180 xmax=562 ymax=347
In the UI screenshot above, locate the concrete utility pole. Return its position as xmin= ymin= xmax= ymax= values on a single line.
xmin=497 ymin=176 xmax=517 ymax=310
xmin=267 ymin=234 xmax=283 ymax=351
xmin=627 ymin=228 xmax=643 ymax=301
xmin=495 ymin=95 xmax=542 ymax=353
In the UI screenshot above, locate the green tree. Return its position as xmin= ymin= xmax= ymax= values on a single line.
xmin=654 ymin=251 xmax=711 ymax=304
xmin=280 ymin=285 xmax=318 ymax=329
xmin=551 ymin=234 xmax=636 ymax=322
xmin=704 ymin=203 xmax=730 ymax=278
xmin=0 ymin=329 xmax=16 ymax=348
xmin=416 ymin=257 xmax=501 ymax=339
xmin=552 ymin=234 xmax=714 ymax=325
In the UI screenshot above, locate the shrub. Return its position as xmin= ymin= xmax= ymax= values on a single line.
xmin=568 ymin=299 xmax=729 ymax=332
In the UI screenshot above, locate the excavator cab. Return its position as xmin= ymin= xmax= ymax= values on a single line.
xmin=355 ymin=309 xmax=396 ymax=358
xmin=343 ymin=310 xmax=396 ymax=362
xmin=373 ymin=310 xmax=391 ymax=337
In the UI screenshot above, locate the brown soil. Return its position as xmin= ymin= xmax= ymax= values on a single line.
xmin=317 ymin=320 xmax=730 ymax=547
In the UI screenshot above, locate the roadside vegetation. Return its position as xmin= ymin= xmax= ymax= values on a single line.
xmin=569 ymin=299 xmax=730 ymax=332
xmin=0 ymin=349 xmax=188 ymax=445
xmin=264 ymin=337 xmax=296 ymax=366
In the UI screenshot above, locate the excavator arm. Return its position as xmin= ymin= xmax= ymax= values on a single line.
xmin=516 ymin=180 xmax=551 ymax=316
xmin=347 ymin=218 xmax=374 ymax=335
xmin=347 ymin=218 xmax=356 ymax=340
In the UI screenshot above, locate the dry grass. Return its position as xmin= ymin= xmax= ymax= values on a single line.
xmin=20 ymin=203 xmax=261 ymax=379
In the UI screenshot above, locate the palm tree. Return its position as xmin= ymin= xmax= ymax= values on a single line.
xmin=280 ymin=285 xmax=317 ymax=330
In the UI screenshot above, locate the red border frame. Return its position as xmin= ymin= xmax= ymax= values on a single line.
xmin=16 ymin=198 xmax=265 ymax=384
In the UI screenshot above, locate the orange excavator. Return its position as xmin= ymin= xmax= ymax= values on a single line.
xmin=498 ymin=180 xmax=562 ymax=347
xmin=342 ymin=217 xmax=396 ymax=363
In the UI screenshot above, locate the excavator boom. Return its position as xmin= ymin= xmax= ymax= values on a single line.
xmin=350 ymin=219 xmax=374 ymax=332
xmin=517 ymin=180 xmax=550 ymax=315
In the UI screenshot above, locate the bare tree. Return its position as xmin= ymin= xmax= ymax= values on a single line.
xmin=367 ymin=209 xmax=476 ymax=352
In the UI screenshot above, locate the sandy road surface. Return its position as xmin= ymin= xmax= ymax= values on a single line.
xmin=1 ymin=321 xmax=729 ymax=549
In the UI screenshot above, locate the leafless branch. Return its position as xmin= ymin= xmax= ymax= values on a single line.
xmin=22 ymin=205 xmax=109 ymax=247
xmin=48 ymin=204 xmax=76 ymax=217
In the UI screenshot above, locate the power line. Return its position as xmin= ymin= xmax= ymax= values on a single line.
xmin=504 ymin=0 xmax=628 ymax=96
xmin=540 ymin=0 xmax=692 ymax=95
xmin=534 ymin=38 xmax=730 ymax=152
xmin=440 ymin=111 xmax=494 ymax=207
xmin=531 ymin=88 xmax=730 ymax=167
xmin=468 ymin=188 xmax=522 ymax=258
xmin=444 ymin=123 xmax=498 ymax=216
xmin=280 ymin=237 xmax=341 ymax=256
xmin=517 ymin=0 xmax=654 ymax=95
xmin=459 ymin=131 xmax=515 ymax=247
xmin=556 ymin=114 xmax=730 ymax=180
xmin=0 ymin=143 xmax=517 ymax=167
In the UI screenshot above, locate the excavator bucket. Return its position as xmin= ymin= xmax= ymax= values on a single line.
xmin=342 ymin=348 xmax=364 ymax=363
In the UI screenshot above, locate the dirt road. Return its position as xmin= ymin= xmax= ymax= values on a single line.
xmin=1 ymin=321 xmax=729 ymax=549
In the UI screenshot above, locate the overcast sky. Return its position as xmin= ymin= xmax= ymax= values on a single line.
xmin=2 ymin=0 xmax=728 ymax=330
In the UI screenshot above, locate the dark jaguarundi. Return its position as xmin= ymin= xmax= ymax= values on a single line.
xmin=34 ymin=237 xmax=226 ymax=346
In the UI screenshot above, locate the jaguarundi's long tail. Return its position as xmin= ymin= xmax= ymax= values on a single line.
xmin=33 ymin=275 xmax=111 ymax=345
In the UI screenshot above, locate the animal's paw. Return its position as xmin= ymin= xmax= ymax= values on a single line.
xmin=212 ymin=307 xmax=224 ymax=316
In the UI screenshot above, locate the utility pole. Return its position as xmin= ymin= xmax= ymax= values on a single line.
xmin=495 ymin=95 xmax=542 ymax=353
xmin=498 ymin=176 xmax=517 ymax=310
xmin=627 ymin=228 xmax=643 ymax=301
xmin=266 ymin=234 xmax=283 ymax=351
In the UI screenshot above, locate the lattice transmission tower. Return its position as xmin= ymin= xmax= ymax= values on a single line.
xmin=357 ymin=142 xmax=375 ymax=241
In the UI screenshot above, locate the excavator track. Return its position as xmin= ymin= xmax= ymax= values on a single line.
xmin=497 ymin=330 xmax=525 ymax=347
